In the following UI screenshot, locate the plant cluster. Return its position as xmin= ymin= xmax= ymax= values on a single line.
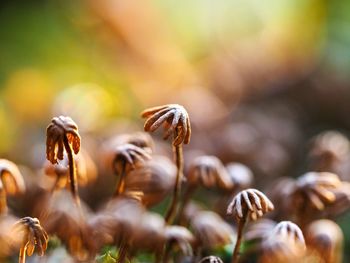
xmin=0 ymin=103 xmax=349 ymax=263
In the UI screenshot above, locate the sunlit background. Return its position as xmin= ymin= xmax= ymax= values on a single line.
xmin=1 ymin=0 xmax=350 ymax=261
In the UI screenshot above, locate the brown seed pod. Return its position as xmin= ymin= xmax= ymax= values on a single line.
xmin=112 ymin=143 xmax=151 ymax=175
xmin=164 ymin=225 xmax=195 ymax=257
xmin=141 ymin=104 xmax=191 ymax=146
xmin=0 ymin=159 xmax=25 ymax=214
xmin=12 ymin=217 xmax=48 ymax=263
xmin=187 ymin=155 xmax=232 ymax=190
xmin=260 ymin=234 xmax=305 ymax=263
xmin=305 ymin=219 xmax=343 ymax=263
xmin=122 ymin=156 xmax=176 ymax=207
xmin=112 ymin=143 xmax=152 ymax=196
xmin=309 ymin=131 xmax=350 ymax=172
xmin=320 ymin=182 xmax=350 ymax=218
xmin=271 ymin=221 xmax=305 ymax=248
xmin=46 ymin=116 xmax=81 ymax=164
xmin=228 ymin=189 xmax=274 ymax=263
xmin=227 ymin=189 xmax=274 ymax=221
xmin=198 ymin=256 xmax=224 ymax=263
xmin=190 ymin=211 xmax=234 ymax=249
xmin=294 ymin=172 xmax=342 ymax=211
xmin=46 ymin=116 xmax=81 ymax=203
xmin=131 ymin=211 xmax=166 ymax=254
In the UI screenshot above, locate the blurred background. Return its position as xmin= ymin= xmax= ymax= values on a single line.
xmin=1 ymin=0 xmax=350 ymax=261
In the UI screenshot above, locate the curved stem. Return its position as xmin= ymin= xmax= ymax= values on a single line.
xmin=165 ymin=140 xmax=184 ymax=224
xmin=232 ymin=217 xmax=246 ymax=263
xmin=19 ymin=245 xmax=26 ymax=263
xmin=114 ymin=160 xmax=126 ymax=197
xmin=63 ymin=135 xmax=80 ymax=208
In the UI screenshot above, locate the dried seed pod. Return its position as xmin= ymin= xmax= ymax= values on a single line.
xmin=142 ymin=104 xmax=191 ymax=224
xmin=88 ymin=212 xmax=117 ymax=251
xmin=46 ymin=116 xmax=81 ymax=202
xmin=227 ymin=189 xmax=274 ymax=263
xmin=272 ymin=221 xmax=305 ymax=248
xmin=227 ymin=189 xmax=274 ymax=221
xmin=305 ymin=219 xmax=343 ymax=263
xmin=320 ymin=182 xmax=350 ymax=218
xmin=122 ymin=156 xmax=176 ymax=207
xmin=294 ymin=172 xmax=342 ymax=211
xmin=164 ymin=225 xmax=195 ymax=257
xmin=112 ymin=143 xmax=152 ymax=196
xmin=190 ymin=211 xmax=234 ymax=249
xmin=198 ymin=256 xmax=224 ymax=263
xmin=12 ymin=217 xmax=48 ymax=263
xmin=187 ymin=156 xmax=232 ymax=190
xmin=309 ymin=131 xmax=350 ymax=171
xmin=0 ymin=159 xmax=25 ymax=214
xmin=260 ymin=234 xmax=305 ymax=263
xmin=131 ymin=211 xmax=165 ymax=253
xmin=141 ymin=104 xmax=191 ymax=146
xmin=46 ymin=116 xmax=81 ymax=164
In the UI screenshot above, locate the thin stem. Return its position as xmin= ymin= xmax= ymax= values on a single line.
xmin=0 ymin=178 xmax=7 ymax=215
xmin=114 ymin=160 xmax=126 ymax=197
xmin=19 ymin=245 xmax=26 ymax=263
xmin=63 ymin=135 xmax=80 ymax=208
xmin=165 ymin=138 xmax=184 ymax=224
xmin=117 ymin=238 xmax=129 ymax=263
xmin=232 ymin=217 xmax=246 ymax=263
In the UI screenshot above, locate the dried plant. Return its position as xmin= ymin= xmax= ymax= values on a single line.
xmin=292 ymin=172 xmax=342 ymax=226
xmin=121 ymin=156 xmax=176 ymax=207
xmin=190 ymin=211 xmax=234 ymax=257
xmin=305 ymin=219 xmax=343 ymax=263
xmin=46 ymin=116 xmax=81 ymax=204
xmin=260 ymin=234 xmax=305 ymax=263
xmin=178 ymin=155 xmax=232 ymax=222
xmin=12 ymin=217 xmax=48 ymax=263
xmin=186 ymin=155 xmax=232 ymax=190
xmin=227 ymin=188 xmax=274 ymax=263
xmin=0 ymin=159 xmax=25 ymax=214
xmin=271 ymin=221 xmax=305 ymax=247
xmin=198 ymin=256 xmax=224 ymax=263
xmin=141 ymin=104 xmax=191 ymax=224
xmin=162 ymin=225 xmax=195 ymax=262
xmin=309 ymin=131 xmax=350 ymax=172
xmin=112 ymin=143 xmax=151 ymax=196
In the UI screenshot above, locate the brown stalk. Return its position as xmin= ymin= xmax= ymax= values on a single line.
xmin=165 ymin=129 xmax=183 ymax=223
